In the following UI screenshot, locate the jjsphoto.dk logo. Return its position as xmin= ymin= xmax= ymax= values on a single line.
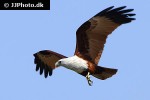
xmin=0 ymin=0 xmax=50 ymax=10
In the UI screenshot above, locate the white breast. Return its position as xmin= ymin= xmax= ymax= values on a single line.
xmin=61 ymin=55 xmax=88 ymax=73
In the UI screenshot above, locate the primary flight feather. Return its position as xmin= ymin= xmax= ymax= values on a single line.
xmin=33 ymin=6 xmax=135 ymax=86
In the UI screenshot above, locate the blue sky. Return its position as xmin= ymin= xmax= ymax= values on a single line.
xmin=0 ymin=0 xmax=150 ymax=100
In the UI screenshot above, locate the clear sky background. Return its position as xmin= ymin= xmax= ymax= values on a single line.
xmin=0 ymin=0 xmax=150 ymax=100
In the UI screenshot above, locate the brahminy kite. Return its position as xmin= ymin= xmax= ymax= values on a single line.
xmin=33 ymin=6 xmax=135 ymax=86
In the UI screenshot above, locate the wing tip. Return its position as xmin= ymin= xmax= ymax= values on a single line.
xmin=95 ymin=6 xmax=136 ymax=24
xmin=33 ymin=51 xmax=53 ymax=78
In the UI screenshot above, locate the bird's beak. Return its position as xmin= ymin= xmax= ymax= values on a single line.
xmin=55 ymin=62 xmax=59 ymax=67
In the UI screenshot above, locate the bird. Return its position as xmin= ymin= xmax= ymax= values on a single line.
xmin=33 ymin=6 xmax=135 ymax=86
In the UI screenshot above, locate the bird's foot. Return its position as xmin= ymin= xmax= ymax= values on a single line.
xmin=86 ymin=72 xmax=93 ymax=86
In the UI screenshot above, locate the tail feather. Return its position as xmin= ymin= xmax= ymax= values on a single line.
xmin=92 ymin=66 xmax=117 ymax=80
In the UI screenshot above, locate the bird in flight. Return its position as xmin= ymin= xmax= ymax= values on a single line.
xmin=33 ymin=6 xmax=135 ymax=86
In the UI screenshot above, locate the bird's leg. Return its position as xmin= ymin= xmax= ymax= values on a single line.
xmin=86 ymin=72 xmax=93 ymax=86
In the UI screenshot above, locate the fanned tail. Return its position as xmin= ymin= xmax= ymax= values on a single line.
xmin=92 ymin=66 xmax=117 ymax=80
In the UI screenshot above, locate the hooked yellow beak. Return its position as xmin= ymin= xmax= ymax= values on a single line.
xmin=55 ymin=61 xmax=60 ymax=67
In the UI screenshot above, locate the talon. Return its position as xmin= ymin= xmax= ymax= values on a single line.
xmin=86 ymin=72 xmax=93 ymax=86
xmin=88 ymin=80 xmax=93 ymax=86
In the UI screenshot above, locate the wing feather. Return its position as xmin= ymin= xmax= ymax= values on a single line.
xmin=75 ymin=6 xmax=135 ymax=65
xmin=33 ymin=50 xmax=67 ymax=78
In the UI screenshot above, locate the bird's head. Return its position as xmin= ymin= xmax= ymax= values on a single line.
xmin=55 ymin=59 xmax=65 ymax=67
xmin=55 ymin=58 xmax=70 ymax=67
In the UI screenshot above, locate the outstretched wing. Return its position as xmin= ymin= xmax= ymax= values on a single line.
xmin=75 ymin=6 xmax=135 ymax=65
xmin=33 ymin=50 xmax=67 ymax=78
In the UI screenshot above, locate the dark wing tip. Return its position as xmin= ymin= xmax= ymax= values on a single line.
xmin=95 ymin=6 xmax=136 ymax=24
xmin=33 ymin=51 xmax=53 ymax=78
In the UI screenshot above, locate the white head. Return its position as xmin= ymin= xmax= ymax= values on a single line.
xmin=55 ymin=59 xmax=67 ymax=67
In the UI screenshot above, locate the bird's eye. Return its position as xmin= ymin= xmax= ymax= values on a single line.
xmin=59 ymin=61 xmax=61 ymax=64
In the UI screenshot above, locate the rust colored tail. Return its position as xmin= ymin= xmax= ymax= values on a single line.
xmin=92 ymin=66 xmax=117 ymax=80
